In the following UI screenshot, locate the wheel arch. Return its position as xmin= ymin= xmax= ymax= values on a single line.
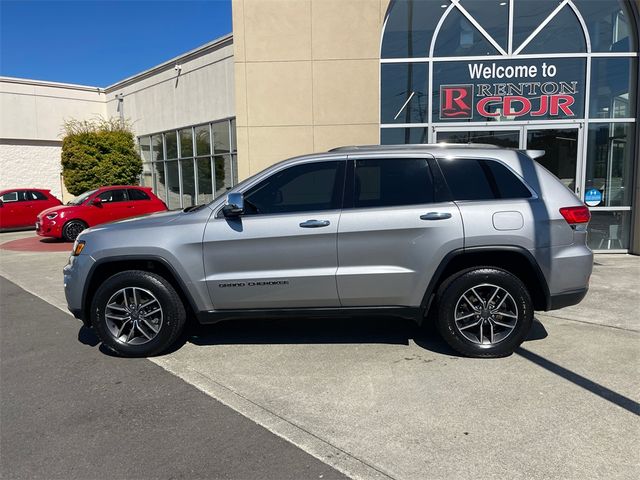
xmin=82 ymin=256 xmax=198 ymax=325
xmin=62 ymin=217 xmax=88 ymax=230
xmin=422 ymin=246 xmax=550 ymax=316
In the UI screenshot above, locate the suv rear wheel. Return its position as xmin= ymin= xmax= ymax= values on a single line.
xmin=436 ymin=268 xmax=533 ymax=358
xmin=90 ymin=270 xmax=186 ymax=357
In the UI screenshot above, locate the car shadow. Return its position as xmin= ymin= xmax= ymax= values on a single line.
xmin=39 ymin=237 xmax=68 ymax=244
xmin=77 ymin=316 xmax=548 ymax=359
xmin=77 ymin=325 xmax=100 ymax=346
xmin=180 ymin=315 xmax=548 ymax=357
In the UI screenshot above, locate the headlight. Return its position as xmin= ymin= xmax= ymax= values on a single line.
xmin=46 ymin=213 xmax=58 ymax=220
xmin=72 ymin=240 xmax=86 ymax=256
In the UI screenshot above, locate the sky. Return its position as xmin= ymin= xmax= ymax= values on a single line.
xmin=0 ymin=0 xmax=232 ymax=87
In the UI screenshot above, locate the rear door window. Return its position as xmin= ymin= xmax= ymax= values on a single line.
xmin=29 ymin=191 xmax=48 ymax=200
xmin=353 ymin=158 xmax=434 ymax=208
xmin=437 ymin=158 xmax=532 ymax=200
xmin=128 ymin=189 xmax=151 ymax=201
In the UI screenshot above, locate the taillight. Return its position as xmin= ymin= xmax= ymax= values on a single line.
xmin=559 ymin=206 xmax=591 ymax=225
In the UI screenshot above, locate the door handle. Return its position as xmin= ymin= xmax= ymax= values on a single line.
xmin=420 ymin=212 xmax=452 ymax=220
xmin=299 ymin=219 xmax=330 ymax=228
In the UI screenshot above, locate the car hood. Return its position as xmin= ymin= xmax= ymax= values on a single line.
xmin=38 ymin=205 xmax=77 ymax=217
xmin=80 ymin=208 xmax=199 ymax=235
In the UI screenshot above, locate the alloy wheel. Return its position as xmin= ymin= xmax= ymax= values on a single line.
xmin=453 ymin=283 xmax=519 ymax=345
xmin=104 ymin=287 xmax=163 ymax=345
xmin=65 ymin=222 xmax=85 ymax=240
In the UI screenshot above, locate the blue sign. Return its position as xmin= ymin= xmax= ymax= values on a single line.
xmin=584 ymin=188 xmax=602 ymax=207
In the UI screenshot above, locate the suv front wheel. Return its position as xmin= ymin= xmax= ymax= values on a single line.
xmin=90 ymin=270 xmax=186 ymax=357
xmin=436 ymin=268 xmax=533 ymax=358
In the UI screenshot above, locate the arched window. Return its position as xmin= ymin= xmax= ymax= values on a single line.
xmin=380 ymin=0 xmax=639 ymax=251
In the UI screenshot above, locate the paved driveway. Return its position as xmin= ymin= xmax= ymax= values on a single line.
xmin=1 ymin=231 xmax=639 ymax=479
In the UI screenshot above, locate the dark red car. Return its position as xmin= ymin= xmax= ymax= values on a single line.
xmin=37 ymin=186 xmax=167 ymax=241
xmin=0 ymin=189 xmax=62 ymax=230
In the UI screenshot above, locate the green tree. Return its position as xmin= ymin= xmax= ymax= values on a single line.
xmin=61 ymin=118 xmax=142 ymax=195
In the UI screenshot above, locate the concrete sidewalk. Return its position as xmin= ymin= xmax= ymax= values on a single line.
xmin=1 ymin=231 xmax=639 ymax=479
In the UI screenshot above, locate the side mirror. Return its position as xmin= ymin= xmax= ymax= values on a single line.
xmin=0 ymin=200 xmax=3 ymax=207
xmin=222 ymin=192 xmax=244 ymax=217
xmin=92 ymin=197 xmax=102 ymax=206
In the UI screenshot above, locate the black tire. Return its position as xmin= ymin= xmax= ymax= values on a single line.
xmin=90 ymin=270 xmax=186 ymax=357
xmin=436 ymin=268 xmax=533 ymax=358
xmin=62 ymin=220 xmax=87 ymax=242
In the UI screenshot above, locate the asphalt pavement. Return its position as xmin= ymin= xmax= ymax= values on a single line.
xmin=0 ymin=276 xmax=347 ymax=480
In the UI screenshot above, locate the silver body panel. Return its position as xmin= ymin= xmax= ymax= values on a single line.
xmin=336 ymin=202 xmax=463 ymax=306
xmin=203 ymin=210 xmax=342 ymax=309
xmin=64 ymin=144 xmax=593 ymax=318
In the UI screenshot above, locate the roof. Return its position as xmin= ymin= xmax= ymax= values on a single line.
xmin=328 ymin=144 xmax=545 ymax=159
xmin=1 ymin=33 xmax=233 ymax=93
xmin=0 ymin=76 xmax=104 ymax=93
xmin=105 ymin=33 xmax=233 ymax=92
xmin=329 ymin=143 xmax=502 ymax=152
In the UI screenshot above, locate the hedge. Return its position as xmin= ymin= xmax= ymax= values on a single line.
xmin=61 ymin=118 xmax=142 ymax=196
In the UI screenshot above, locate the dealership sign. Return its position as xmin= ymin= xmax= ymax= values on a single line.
xmin=439 ymin=61 xmax=582 ymax=121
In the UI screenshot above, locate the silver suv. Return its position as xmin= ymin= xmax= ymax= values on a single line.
xmin=63 ymin=144 xmax=593 ymax=358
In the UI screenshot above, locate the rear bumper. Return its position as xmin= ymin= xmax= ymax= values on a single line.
xmin=548 ymin=287 xmax=588 ymax=310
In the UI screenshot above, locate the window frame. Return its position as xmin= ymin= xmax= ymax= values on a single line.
xmin=138 ymin=118 xmax=237 ymax=210
xmin=96 ymin=189 xmax=130 ymax=203
xmin=29 ymin=190 xmax=49 ymax=201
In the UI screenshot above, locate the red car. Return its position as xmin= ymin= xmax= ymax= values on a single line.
xmin=0 ymin=189 xmax=62 ymax=230
xmin=37 ymin=186 xmax=167 ymax=241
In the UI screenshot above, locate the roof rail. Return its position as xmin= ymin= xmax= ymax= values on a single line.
xmin=523 ymin=149 xmax=546 ymax=159
xmin=328 ymin=143 xmax=502 ymax=152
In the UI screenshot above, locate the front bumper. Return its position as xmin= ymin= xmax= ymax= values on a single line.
xmin=36 ymin=218 xmax=63 ymax=238
xmin=63 ymin=253 xmax=95 ymax=325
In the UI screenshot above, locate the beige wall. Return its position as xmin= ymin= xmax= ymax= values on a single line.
xmin=0 ymin=78 xmax=106 ymax=199
xmin=0 ymin=78 xmax=106 ymax=141
xmin=104 ymin=36 xmax=235 ymax=138
xmin=232 ymin=0 xmax=391 ymax=179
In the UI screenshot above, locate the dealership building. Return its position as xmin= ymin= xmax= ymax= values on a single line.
xmin=1 ymin=0 xmax=638 ymax=253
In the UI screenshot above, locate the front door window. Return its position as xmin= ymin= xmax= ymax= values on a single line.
xmin=243 ymin=161 xmax=345 ymax=215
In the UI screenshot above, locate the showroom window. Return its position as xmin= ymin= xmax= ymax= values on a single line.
xmin=138 ymin=118 xmax=237 ymax=209
xmin=380 ymin=0 xmax=638 ymax=251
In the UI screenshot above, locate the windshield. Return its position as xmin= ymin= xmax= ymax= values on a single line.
xmin=67 ymin=189 xmax=97 ymax=205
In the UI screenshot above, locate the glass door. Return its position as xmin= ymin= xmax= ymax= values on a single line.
xmin=524 ymin=124 xmax=583 ymax=197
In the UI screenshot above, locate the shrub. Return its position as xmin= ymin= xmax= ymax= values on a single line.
xmin=61 ymin=118 xmax=142 ymax=196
